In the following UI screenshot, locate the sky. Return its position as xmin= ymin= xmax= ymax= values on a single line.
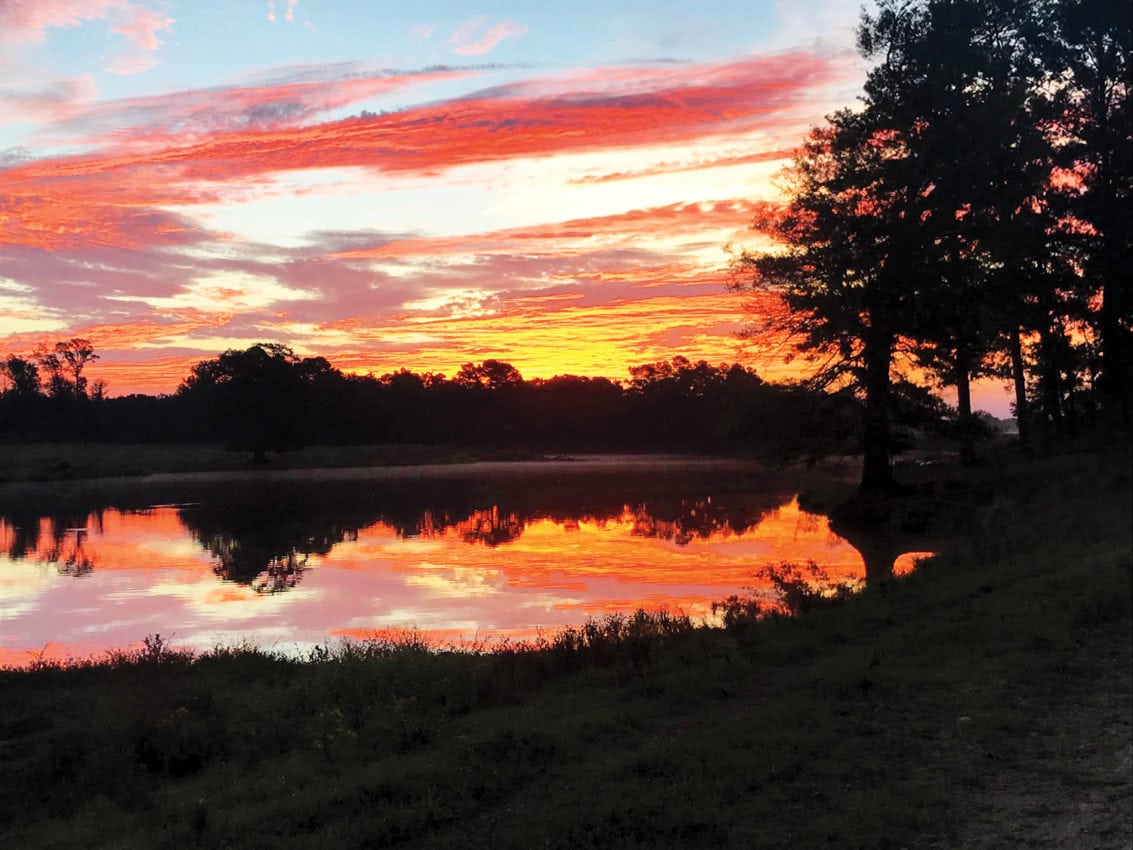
xmin=0 ymin=0 xmax=893 ymax=399
xmin=1 ymin=0 xmax=1018 ymax=419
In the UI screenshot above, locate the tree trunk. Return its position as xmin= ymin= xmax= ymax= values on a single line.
xmin=1099 ymin=278 xmax=1129 ymax=439
xmin=1038 ymin=324 xmax=1064 ymax=445
xmin=954 ymin=352 xmax=977 ymax=466
xmin=859 ymin=333 xmax=895 ymax=492
xmin=1009 ymin=327 xmax=1030 ymax=448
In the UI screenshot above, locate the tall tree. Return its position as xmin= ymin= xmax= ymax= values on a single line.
xmin=0 ymin=356 xmax=41 ymax=398
xmin=859 ymin=0 xmax=1053 ymax=457
xmin=33 ymin=338 xmax=99 ymax=399
xmin=1048 ymin=0 xmax=1132 ymax=433
xmin=453 ymin=360 xmax=523 ymax=391
xmin=732 ymin=105 xmax=928 ymax=491
xmin=179 ymin=343 xmax=342 ymax=462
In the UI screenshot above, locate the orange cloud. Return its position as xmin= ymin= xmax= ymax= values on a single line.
xmin=0 ymin=53 xmax=837 ymax=252
xmin=309 ymin=290 xmax=787 ymax=383
xmin=3 ymin=289 xmax=785 ymax=396
xmin=333 ymin=200 xmax=762 ymax=260
xmin=571 ymin=148 xmax=799 ymax=184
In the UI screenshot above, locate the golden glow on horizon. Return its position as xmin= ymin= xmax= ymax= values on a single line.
xmin=0 ymin=47 xmax=856 ymax=397
xmin=48 ymin=290 xmax=789 ymax=394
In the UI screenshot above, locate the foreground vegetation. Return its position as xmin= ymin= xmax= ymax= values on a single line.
xmin=1 ymin=449 xmax=1129 ymax=848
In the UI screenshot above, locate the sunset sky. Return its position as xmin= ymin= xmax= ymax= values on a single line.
xmin=0 ymin=0 xmax=893 ymax=397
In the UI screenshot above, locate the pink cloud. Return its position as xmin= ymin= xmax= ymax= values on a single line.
xmin=450 ymin=17 xmax=529 ymax=56
xmin=39 ymin=66 xmax=480 ymax=141
xmin=0 ymin=76 xmax=96 ymax=126
xmin=267 ymin=0 xmax=298 ymax=24
xmin=0 ymin=0 xmax=171 ymax=49
xmin=110 ymin=5 xmax=173 ymax=51
xmin=104 ymin=52 xmax=159 ymax=75
xmin=0 ymin=53 xmax=840 ymax=252
xmin=0 ymin=0 xmax=125 ymax=43
xmin=0 ymin=1 xmax=173 ymax=76
xmin=333 ymin=201 xmax=763 ymax=261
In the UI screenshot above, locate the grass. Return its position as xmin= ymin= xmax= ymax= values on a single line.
xmin=0 ymin=442 xmax=555 ymax=483
xmin=0 ymin=449 xmax=1129 ymax=848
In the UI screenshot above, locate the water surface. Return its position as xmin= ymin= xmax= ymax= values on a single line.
xmin=0 ymin=458 xmax=928 ymax=666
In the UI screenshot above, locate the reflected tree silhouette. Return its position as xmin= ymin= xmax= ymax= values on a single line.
xmin=830 ymin=518 xmax=944 ymax=586
xmin=0 ymin=509 xmax=101 ymax=576
xmin=455 ymin=507 xmax=526 ymax=547
xmin=0 ymin=469 xmax=861 ymax=595
xmin=166 ymin=481 xmax=802 ymax=591
xmin=180 ymin=503 xmax=367 ymax=593
xmin=198 ymin=534 xmax=310 ymax=594
xmin=626 ymin=496 xmax=783 ymax=545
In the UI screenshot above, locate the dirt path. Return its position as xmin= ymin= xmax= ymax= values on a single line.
xmin=955 ymin=642 xmax=1132 ymax=849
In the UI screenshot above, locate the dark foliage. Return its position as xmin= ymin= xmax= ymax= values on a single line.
xmin=1 ymin=343 xmax=874 ymax=462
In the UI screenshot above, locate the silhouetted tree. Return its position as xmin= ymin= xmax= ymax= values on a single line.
xmin=731 ymin=106 xmax=928 ymax=491
xmin=1 ymin=356 xmax=41 ymax=398
xmin=859 ymin=0 xmax=1053 ymax=460
xmin=1047 ymin=0 xmax=1132 ymax=434
xmin=34 ymin=338 xmax=99 ymax=399
xmin=179 ymin=343 xmax=345 ymax=463
xmin=454 ymin=359 xmax=523 ymax=391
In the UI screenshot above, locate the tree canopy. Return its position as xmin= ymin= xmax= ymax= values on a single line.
xmin=731 ymin=0 xmax=1131 ymax=488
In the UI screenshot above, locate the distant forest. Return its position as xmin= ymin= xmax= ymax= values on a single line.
xmin=0 ymin=339 xmax=890 ymax=461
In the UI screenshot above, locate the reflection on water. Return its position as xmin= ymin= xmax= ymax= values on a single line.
xmin=0 ymin=459 xmax=932 ymax=665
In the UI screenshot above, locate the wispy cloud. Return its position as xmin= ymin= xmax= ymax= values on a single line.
xmin=267 ymin=0 xmax=299 ymax=24
xmin=0 ymin=53 xmax=837 ymax=252
xmin=0 ymin=76 xmax=97 ymax=126
xmin=0 ymin=0 xmax=124 ymax=44
xmin=332 ymin=201 xmax=762 ymax=260
xmin=0 ymin=0 xmax=172 ymax=49
xmin=0 ymin=49 xmax=851 ymax=394
xmin=105 ymin=51 xmax=160 ymax=75
xmin=0 ymin=1 xmax=174 ymax=76
xmin=570 ymin=149 xmax=798 ymax=184
xmin=450 ymin=17 xmax=529 ymax=56
xmin=110 ymin=4 xmax=172 ymax=50
xmin=37 ymin=65 xmax=480 ymax=141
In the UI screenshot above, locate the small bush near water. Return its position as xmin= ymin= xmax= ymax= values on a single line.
xmin=1 ymin=451 xmax=1129 ymax=848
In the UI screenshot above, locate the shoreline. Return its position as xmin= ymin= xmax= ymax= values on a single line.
xmin=0 ymin=451 xmax=1127 ymax=846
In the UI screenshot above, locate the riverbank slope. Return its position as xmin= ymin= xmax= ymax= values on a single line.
xmin=1 ymin=449 xmax=1129 ymax=848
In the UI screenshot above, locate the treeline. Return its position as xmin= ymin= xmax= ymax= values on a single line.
xmin=732 ymin=0 xmax=1130 ymax=487
xmin=1 ymin=341 xmax=886 ymax=460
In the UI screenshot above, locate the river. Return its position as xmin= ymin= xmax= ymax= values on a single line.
xmin=0 ymin=457 xmax=930 ymax=666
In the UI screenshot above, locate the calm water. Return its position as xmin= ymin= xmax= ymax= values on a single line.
xmin=0 ymin=458 xmax=929 ymax=666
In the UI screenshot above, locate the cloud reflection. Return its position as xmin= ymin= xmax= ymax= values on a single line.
xmin=0 ymin=463 xmax=927 ymax=665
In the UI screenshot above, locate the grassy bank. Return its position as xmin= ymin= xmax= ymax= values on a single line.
xmin=1 ymin=451 xmax=1129 ymax=848
xmin=0 ymin=443 xmax=558 ymax=483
